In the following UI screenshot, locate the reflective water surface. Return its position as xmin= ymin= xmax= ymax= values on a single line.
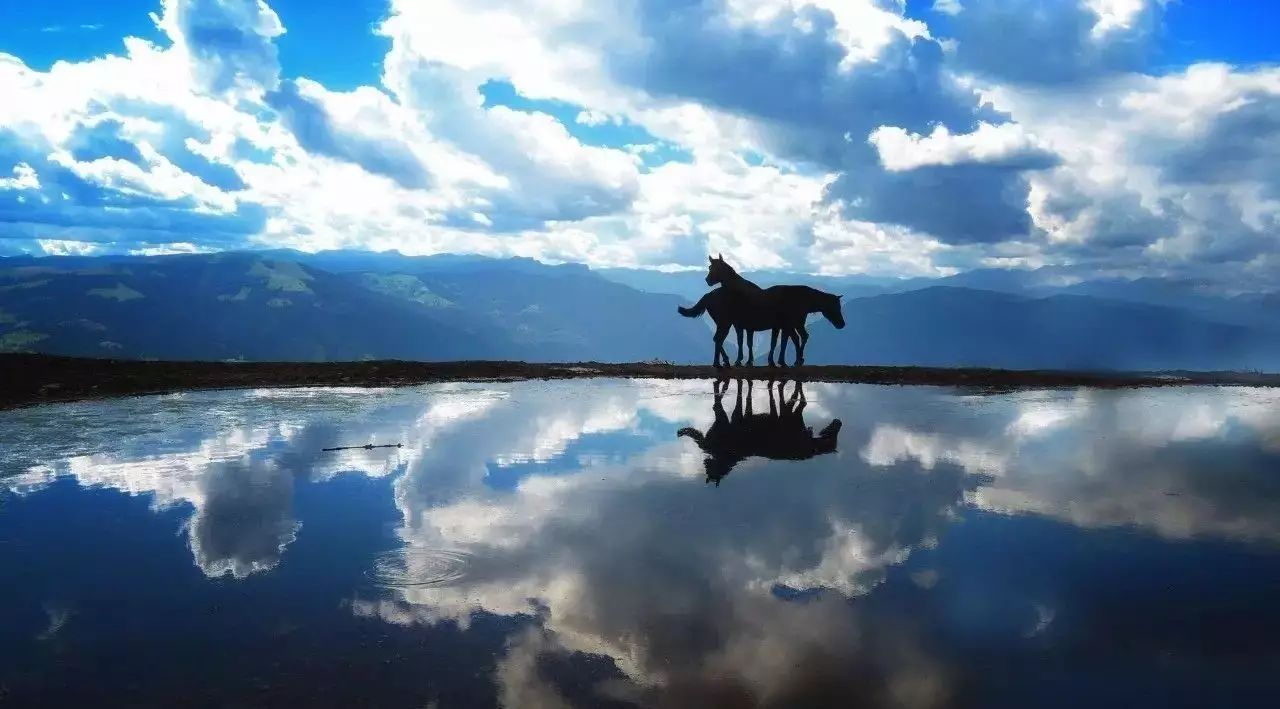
xmin=3 ymin=379 xmax=1280 ymax=707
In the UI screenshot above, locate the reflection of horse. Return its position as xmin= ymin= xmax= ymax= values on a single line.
xmin=677 ymin=255 xmax=845 ymax=368
xmin=678 ymin=379 xmax=842 ymax=486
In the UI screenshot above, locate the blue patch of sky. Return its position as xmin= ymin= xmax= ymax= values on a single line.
xmin=903 ymin=0 xmax=1279 ymax=71
xmin=0 ymin=0 xmax=389 ymax=91
xmin=1156 ymin=0 xmax=1280 ymax=69
xmin=480 ymin=79 xmax=692 ymax=169
xmin=0 ymin=0 xmax=162 ymax=68
xmin=268 ymin=0 xmax=389 ymax=90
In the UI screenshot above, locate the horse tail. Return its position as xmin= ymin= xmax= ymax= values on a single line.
xmin=678 ymin=292 xmax=711 ymax=318
xmin=677 ymin=427 xmax=706 ymax=445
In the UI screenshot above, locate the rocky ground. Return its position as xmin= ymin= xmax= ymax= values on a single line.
xmin=4 ymin=354 xmax=1279 ymax=409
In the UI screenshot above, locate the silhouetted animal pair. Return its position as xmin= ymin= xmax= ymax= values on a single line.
xmin=678 ymin=255 xmax=845 ymax=367
xmin=678 ymin=379 xmax=842 ymax=486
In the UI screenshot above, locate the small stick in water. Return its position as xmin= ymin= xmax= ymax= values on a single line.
xmin=322 ymin=443 xmax=404 ymax=452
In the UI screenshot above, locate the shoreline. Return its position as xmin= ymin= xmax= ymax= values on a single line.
xmin=4 ymin=354 xmax=1279 ymax=410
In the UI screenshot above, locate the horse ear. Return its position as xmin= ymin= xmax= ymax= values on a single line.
xmin=717 ymin=252 xmax=723 ymax=261
xmin=709 ymin=255 xmax=714 ymax=263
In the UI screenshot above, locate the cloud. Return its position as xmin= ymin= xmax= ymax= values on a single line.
xmin=8 ymin=379 xmax=1280 ymax=703
xmin=870 ymin=122 xmax=1058 ymax=172
xmin=265 ymin=79 xmax=432 ymax=190
xmin=0 ymin=0 xmax=1277 ymax=285
xmin=932 ymin=0 xmax=963 ymax=16
xmin=153 ymin=0 xmax=285 ymax=95
xmin=0 ymin=162 xmax=39 ymax=191
xmin=947 ymin=0 xmax=1162 ymax=85
xmin=992 ymin=62 xmax=1280 ymax=287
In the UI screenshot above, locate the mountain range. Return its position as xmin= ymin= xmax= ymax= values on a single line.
xmin=2 ymin=250 xmax=1278 ymax=371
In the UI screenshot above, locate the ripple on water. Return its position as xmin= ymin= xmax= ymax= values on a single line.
xmin=366 ymin=548 xmax=471 ymax=588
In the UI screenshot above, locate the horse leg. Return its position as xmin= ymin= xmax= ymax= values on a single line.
xmin=796 ymin=325 xmax=809 ymax=366
xmin=768 ymin=329 xmax=778 ymax=367
xmin=778 ymin=328 xmax=790 ymax=368
xmin=713 ymin=323 xmax=730 ymax=368
xmin=745 ymin=330 xmax=755 ymax=366
xmin=734 ymin=326 xmax=744 ymax=367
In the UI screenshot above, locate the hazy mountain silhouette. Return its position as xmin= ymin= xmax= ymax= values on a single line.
xmin=804 ymin=286 xmax=1280 ymax=371
xmin=3 ymin=251 xmax=1279 ymax=370
xmin=0 ymin=251 xmax=703 ymax=362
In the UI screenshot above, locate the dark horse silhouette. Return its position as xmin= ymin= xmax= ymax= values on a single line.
xmin=678 ymin=255 xmax=845 ymax=367
xmin=678 ymin=379 xmax=842 ymax=486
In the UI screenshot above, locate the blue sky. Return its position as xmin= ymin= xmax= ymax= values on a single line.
xmin=0 ymin=1 xmax=1278 ymax=288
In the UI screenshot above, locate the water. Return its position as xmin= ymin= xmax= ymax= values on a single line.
xmin=2 ymin=379 xmax=1279 ymax=708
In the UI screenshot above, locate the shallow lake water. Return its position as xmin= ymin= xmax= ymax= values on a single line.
xmin=2 ymin=379 xmax=1280 ymax=708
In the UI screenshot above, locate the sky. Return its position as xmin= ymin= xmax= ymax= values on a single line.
xmin=0 ymin=0 xmax=1277 ymax=288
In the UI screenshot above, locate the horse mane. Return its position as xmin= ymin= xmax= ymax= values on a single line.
xmin=714 ymin=259 xmax=764 ymax=294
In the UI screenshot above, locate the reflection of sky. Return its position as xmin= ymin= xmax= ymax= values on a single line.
xmin=3 ymin=382 xmax=1280 ymax=707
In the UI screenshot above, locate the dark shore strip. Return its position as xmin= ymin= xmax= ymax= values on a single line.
xmin=4 ymin=354 xmax=1279 ymax=410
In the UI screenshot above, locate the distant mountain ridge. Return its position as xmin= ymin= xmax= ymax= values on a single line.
xmin=805 ymin=286 xmax=1280 ymax=371
xmin=0 ymin=251 xmax=703 ymax=362
xmin=2 ymin=250 xmax=1278 ymax=371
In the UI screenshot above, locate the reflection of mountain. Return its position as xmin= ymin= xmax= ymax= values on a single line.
xmin=679 ymin=380 xmax=841 ymax=485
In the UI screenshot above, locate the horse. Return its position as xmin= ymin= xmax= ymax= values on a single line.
xmin=747 ymin=284 xmax=846 ymax=366
xmin=678 ymin=379 xmax=842 ymax=485
xmin=679 ymin=255 xmax=845 ymax=367
xmin=677 ymin=286 xmax=800 ymax=367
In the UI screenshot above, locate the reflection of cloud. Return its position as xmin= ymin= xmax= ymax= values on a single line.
xmin=1025 ymin=603 xmax=1055 ymax=639
xmin=360 ymin=383 xmax=975 ymax=706
xmin=187 ymin=460 xmax=300 ymax=579
xmin=766 ymin=518 xmax=910 ymax=596
xmin=0 ymin=387 xmax=471 ymax=578
xmin=856 ymin=387 xmax=1280 ymax=545
xmin=7 ymin=379 xmax=1280 ymax=704
xmin=36 ymin=603 xmax=73 ymax=642
xmin=363 ymin=382 xmax=1280 ymax=705
xmin=862 ymin=424 xmax=1006 ymax=475
xmin=5 ymin=419 xmax=302 ymax=578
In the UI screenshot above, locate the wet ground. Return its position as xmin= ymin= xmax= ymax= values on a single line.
xmin=2 ymin=379 xmax=1279 ymax=707
xmin=6 ymin=353 xmax=1280 ymax=410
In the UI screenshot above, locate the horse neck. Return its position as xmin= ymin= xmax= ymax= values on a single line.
xmin=721 ymin=268 xmax=762 ymax=295
xmin=800 ymin=287 xmax=831 ymax=315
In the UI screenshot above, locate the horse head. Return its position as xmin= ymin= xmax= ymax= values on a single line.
xmin=706 ymin=253 xmax=735 ymax=286
xmin=822 ymin=292 xmax=846 ymax=329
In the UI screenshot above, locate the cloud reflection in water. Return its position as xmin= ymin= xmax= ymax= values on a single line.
xmin=3 ymin=381 xmax=1280 ymax=706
